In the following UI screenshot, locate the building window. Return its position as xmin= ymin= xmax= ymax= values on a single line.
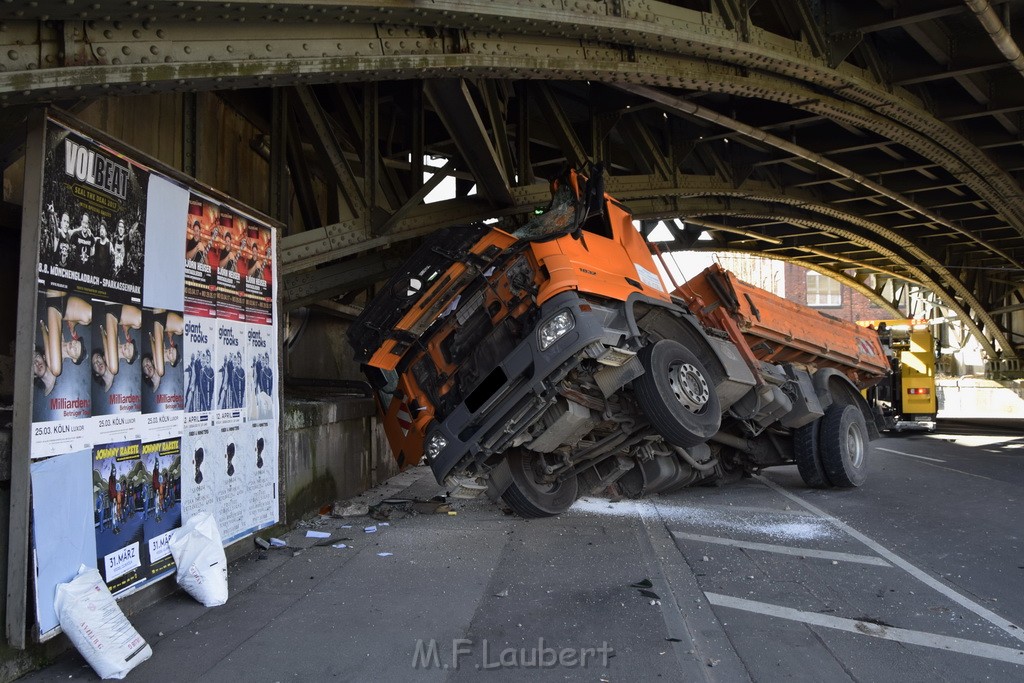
xmin=806 ymin=271 xmax=841 ymax=307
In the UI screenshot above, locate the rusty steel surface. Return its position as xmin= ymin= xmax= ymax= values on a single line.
xmin=0 ymin=0 xmax=1022 ymax=363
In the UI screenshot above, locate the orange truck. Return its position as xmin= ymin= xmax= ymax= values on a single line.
xmin=349 ymin=166 xmax=890 ymax=516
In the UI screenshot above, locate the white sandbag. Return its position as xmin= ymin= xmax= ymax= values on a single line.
xmin=168 ymin=512 xmax=229 ymax=607
xmin=54 ymin=566 xmax=152 ymax=680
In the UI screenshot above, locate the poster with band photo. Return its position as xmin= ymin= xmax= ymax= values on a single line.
xmin=38 ymin=124 xmax=146 ymax=306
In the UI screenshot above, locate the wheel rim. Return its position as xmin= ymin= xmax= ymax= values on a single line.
xmin=846 ymin=421 xmax=865 ymax=468
xmin=668 ymin=361 xmax=711 ymax=413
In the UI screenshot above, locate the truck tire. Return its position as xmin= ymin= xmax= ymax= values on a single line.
xmin=819 ymin=403 xmax=868 ymax=487
xmin=500 ymin=449 xmax=578 ymax=518
xmin=793 ymin=419 xmax=831 ymax=488
xmin=634 ymin=340 xmax=721 ymax=448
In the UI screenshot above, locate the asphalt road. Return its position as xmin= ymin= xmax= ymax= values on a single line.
xmin=25 ymin=422 xmax=1024 ymax=682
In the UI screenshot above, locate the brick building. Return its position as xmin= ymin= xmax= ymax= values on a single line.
xmin=783 ymin=262 xmax=902 ymax=324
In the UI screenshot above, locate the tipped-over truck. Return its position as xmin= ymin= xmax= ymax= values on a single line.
xmin=348 ymin=167 xmax=890 ymax=517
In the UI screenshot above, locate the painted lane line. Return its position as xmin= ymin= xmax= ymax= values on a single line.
xmin=910 ymin=460 xmax=1000 ymax=482
xmin=704 ymin=593 xmax=1024 ymax=667
xmin=756 ymin=475 xmax=1024 ymax=645
xmin=671 ymin=530 xmax=892 ymax=567
xmin=877 ymin=447 xmax=945 ymax=463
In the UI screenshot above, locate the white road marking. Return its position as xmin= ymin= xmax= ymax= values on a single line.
xmin=671 ymin=530 xmax=892 ymax=567
xmin=705 ymin=593 xmax=1024 ymax=666
xmin=877 ymin=447 xmax=945 ymax=462
xmin=757 ymin=475 xmax=1024 ymax=645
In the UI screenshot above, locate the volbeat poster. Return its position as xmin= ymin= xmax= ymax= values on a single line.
xmin=140 ymin=437 xmax=182 ymax=580
xmin=246 ymin=323 xmax=276 ymax=421
xmin=214 ymin=320 xmax=247 ymax=426
xmin=31 ymin=288 xmax=97 ymax=458
xmin=38 ymin=123 xmax=147 ymax=305
xmin=140 ymin=308 xmax=185 ymax=442
xmin=92 ymin=440 xmax=147 ymax=596
xmin=90 ymin=301 xmax=142 ymax=444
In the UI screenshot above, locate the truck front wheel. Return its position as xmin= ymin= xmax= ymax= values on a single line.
xmin=634 ymin=340 xmax=722 ymax=448
xmin=500 ymin=449 xmax=579 ymax=518
xmin=819 ymin=403 xmax=869 ymax=487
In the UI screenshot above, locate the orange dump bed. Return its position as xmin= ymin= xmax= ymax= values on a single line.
xmin=678 ymin=264 xmax=889 ymax=388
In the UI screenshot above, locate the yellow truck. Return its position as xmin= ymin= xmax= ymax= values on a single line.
xmin=859 ymin=320 xmax=938 ymax=432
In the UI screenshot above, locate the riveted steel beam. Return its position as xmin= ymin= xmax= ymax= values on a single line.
xmin=423 ymin=79 xmax=513 ymax=207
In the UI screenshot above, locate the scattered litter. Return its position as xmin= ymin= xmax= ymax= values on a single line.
xmin=254 ymin=537 xmax=271 ymax=550
xmin=269 ymin=538 xmax=287 ymax=547
xmin=332 ymin=543 xmax=348 ymax=549
xmin=831 ymin=560 xmax=838 ymax=565
xmin=169 ymin=513 xmax=229 ymax=607
xmin=494 ymin=589 xmax=509 ymax=598
xmin=447 ymin=511 xmax=458 ymax=516
xmin=706 ymin=658 xmax=720 ymax=668
xmin=630 ymin=579 xmax=653 ymax=589
xmin=306 ymin=530 xmax=331 ymax=539
xmin=377 ymin=552 xmax=394 ymax=557
xmin=364 ymin=526 xmax=377 ymax=534
xmin=370 ymin=499 xmax=415 ymax=520
xmin=639 ymin=589 xmax=660 ymax=600
xmin=379 ymin=522 xmax=390 ymax=527
xmin=340 ymin=525 xmax=352 ymax=529
xmin=702 ymin=556 xmax=710 ymax=562
xmin=665 ymin=637 xmax=682 ymax=643
xmin=332 ymin=502 xmax=370 ymax=517
xmin=649 ymin=599 xmax=661 ymax=606
xmin=56 ymin=565 xmax=152 ymax=679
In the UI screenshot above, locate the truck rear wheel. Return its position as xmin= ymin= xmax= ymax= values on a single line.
xmin=634 ymin=340 xmax=721 ymax=448
xmin=793 ymin=419 xmax=831 ymax=488
xmin=819 ymin=403 xmax=868 ymax=487
xmin=500 ymin=449 xmax=578 ymax=518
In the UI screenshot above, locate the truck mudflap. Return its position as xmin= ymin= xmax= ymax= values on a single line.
xmin=424 ymin=291 xmax=607 ymax=483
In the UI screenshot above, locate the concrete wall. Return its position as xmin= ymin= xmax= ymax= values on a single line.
xmin=937 ymin=378 xmax=1024 ymax=419
xmin=281 ymin=397 xmax=398 ymax=522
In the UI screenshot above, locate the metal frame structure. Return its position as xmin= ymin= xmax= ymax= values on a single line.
xmin=0 ymin=0 xmax=1022 ymax=363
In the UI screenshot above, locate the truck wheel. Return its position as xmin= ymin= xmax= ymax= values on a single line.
xmin=793 ymin=419 xmax=831 ymax=488
xmin=634 ymin=340 xmax=721 ymax=447
xmin=819 ymin=403 xmax=869 ymax=487
xmin=501 ymin=449 xmax=578 ymax=518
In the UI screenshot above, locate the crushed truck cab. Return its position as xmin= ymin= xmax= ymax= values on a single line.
xmin=349 ymin=167 xmax=890 ymax=517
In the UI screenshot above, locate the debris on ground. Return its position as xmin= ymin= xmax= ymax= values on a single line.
xmin=364 ymin=526 xmax=377 ymax=534
xmin=305 ymin=530 xmax=331 ymax=539
xmin=269 ymin=538 xmax=287 ymax=547
xmin=494 ymin=589 xmax=509 ymax=598
xmin=377 ymin=552 xmax=394 ymax=557
xmin=254 ymin=537 xmax=271 ymax=550
xmin=630 ymin=578 xmax=653 ymax=589
xmin=331 ymin=501 xmax=370 ymax=517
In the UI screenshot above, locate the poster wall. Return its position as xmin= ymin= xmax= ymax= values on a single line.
xmin=27 ymin=115 xmax=281 ymax=640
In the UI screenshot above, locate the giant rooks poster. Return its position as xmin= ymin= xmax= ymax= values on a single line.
xmin=25 ymin=114 xmax=281 ymax=641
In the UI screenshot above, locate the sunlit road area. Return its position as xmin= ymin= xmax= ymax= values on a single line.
xmin=27 ymin=422 xmax=1024 ymax=682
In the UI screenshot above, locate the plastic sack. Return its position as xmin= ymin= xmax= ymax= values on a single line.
xmin=54 ymin=565 xmax=152 ymax=680
xmin=168 ymin=512 xmax=229 ymax=607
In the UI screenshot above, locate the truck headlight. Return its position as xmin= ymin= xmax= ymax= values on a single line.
xmin=424 ymin=433 xmax=448 ymax=460
xmin=538 ymin=311 xmax=575 ymax=350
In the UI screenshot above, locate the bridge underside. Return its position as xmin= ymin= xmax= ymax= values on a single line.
xmin=2 ymin=1 xmax=1023 ymax=365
